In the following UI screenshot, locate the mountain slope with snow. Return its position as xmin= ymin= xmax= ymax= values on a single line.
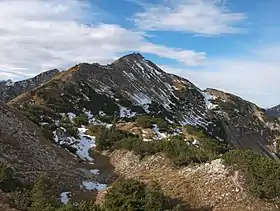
xmin=7 ymin=53 xmax=280 ymax=160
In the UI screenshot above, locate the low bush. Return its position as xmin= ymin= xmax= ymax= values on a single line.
xmin=87 ymin=125 xmax=107 ymax=138
xmin=73 ymin=115 xmax=89 ymax=126
xmin=136 ymin=115 xmax=154 ymax=128
xmin=97 ymin=115 xmax=114 ymax=124
xmin=0 ymin=162 xmax=21 ymax=192
xmin=113 ymin=136 xmax=212 ymax=166
xmin=64 ymin=126 xmax=79 ymax=139
xmin=95 ymin=128 xmax=137 ymax=151
xmin=10 ymin=188 xmax=32 ymax=210
xmin=104 ymin=179 xmax=182 ymax=210
xmin=223 ymin=149 xmax=280 ymax=199
xmin=136 ymin=115 xmax=171 ymax=132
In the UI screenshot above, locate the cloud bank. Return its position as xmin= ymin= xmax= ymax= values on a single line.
xmin=132 ymin=0 xmax=246 ymax=35
xmin=0 ymin=0 xmax=205 ymax=80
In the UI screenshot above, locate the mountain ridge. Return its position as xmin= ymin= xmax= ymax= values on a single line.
xmin=2 ymin=53 xmax=280 ymax=210
xmin=0 ymin=69 xmax=59 ymax=103
xmin=5 ymin=53 xmax=280 ymax=161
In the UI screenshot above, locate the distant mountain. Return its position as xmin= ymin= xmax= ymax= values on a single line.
xmin=0 ymin=69 xmax=59 ymax=102
xmin=266 ymin=105 xmax=280 ymax=118
xmin=7 ymin=53 xmax=280 ymax=160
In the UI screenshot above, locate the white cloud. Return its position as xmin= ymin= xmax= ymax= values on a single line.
xmin=0 ymin=0 xmax=206 ymax=81
xmin=132 ymin=0 xmax=246 ymax=35
xmin=162 ymin=45 xmax=280 ymax=108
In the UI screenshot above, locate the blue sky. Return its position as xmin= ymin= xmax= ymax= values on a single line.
xmin=0 ymin=0 xmax=279 ymax=108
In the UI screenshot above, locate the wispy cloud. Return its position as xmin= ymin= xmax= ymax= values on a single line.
xmin=131 ymin=0 xmax=246 ymax=35
xmin=0 ymin=0 xmax=206 ymax=80
xmin=162 ymin=44 xmax=280 ymax=108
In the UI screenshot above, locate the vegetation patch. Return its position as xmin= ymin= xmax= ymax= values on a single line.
xmin=95 ymin=123 xmax=228 ymax=166
xmin=136 ymin=115 xmax=171 ymax=132
xmin=1 ymin=167 xmax=184 ymax=211
xmin=223 ymin=149 xmax=280 ymax=199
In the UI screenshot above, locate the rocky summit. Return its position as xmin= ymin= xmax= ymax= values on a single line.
xmin=1 ymin=53 xmax=280 ymax=210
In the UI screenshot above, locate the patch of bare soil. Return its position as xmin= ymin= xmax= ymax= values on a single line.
xmin=106 ymin=150 xmax=280 ymax=211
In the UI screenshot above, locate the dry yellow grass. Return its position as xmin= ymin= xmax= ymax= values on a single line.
xmin=107 ymin=150 xmax=280 ymax=211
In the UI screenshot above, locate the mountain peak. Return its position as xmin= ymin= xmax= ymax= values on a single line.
xmin=123 ymin=52 xmax=145 ymax=60
xmin=112 ymin=52 xmax=145 ymax=64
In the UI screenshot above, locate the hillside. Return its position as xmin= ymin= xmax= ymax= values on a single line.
xmin=7 ymin=53 xmax=280 ymax=160
xmin=1 ymin=53 xmax=280 ymax=210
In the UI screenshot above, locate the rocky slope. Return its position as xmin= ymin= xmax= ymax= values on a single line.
xmin=205 ymin=88 xmax=280 ymax=160
xmin=7 ymin=53 xmax=280 ymax=160
xmin=0 ymin=101 xmax=112 ymax=196
xmin=0 ymin=69 xmax=59 ymax=102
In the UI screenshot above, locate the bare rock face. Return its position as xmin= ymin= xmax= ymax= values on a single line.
xmin=0 ymin=69 xmax=59 ymax=102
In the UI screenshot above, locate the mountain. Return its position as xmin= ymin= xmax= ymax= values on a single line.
xmin=2 ymin=53 xmax=280 ymax=210
xmin=266 ymin=104 xmax=280 ymax=118
xmin=7 ymin=53 xmax=280 ymax=159
xmin=0 ymin=69 xmax=59 ymax=102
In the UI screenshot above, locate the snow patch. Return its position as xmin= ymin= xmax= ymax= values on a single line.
xmin=135 ymin=61 xmax=145 ymax=71
xmin=123 ymin=71 xmax=137 ymax=81
xmin=76 ymin=127 xmax=96 ymax=161
xmin=152 ymin=124 xmax=167 ymax=140
xmin=99 ymin=111 xmax=106 ymax=116
xmin=119 ymin=106 xmax=136 ymax=118
xmin=202 ymin=92 xmax=219 ymax=110
xmin=53 ymin=126 xmax=95 ymax=161
xmin=132 ymin=93 xmax=152 ymax=105
xmin=90 ymin=169 xmax=100 ymax=175
xmin=67 ymin=113 xmax=76 ymax=121
xmin=60 ymin=192 xmax=71 ymax=204
xmin=80 ymin=181 xmax=107 ymax=191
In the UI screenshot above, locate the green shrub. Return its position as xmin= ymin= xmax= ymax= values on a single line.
xmin=73 ymin=115 xmax=89 ymax=126
xmin=97 ymin=115 xmax=114 ymax=124
xmin=29 ymin=173 xmax=60 ymax=211
xmin=136 ymin=115 xmax=171 ymax=131
xmin=113 ymin=137 xmax=163 ymax=157
xmin=153 ymin=117 xmax=170 ymax=132
xmin=113 ymin=136 xmax=210 ymax=166
xmin=184 ymin=125 xmax=205 ymax=138
xmin=223 ymin=149 xmax=280 ymax=199
xmin=87 ymin=125 xmax=107 ymax=138
xmin=0 ymin=162 xmax=14 ymax=183
xmin=95 ymin=129 xmax=136 ymax=151
xmin=0 ymin=162 xmax=21 ymax=192
xmin=105 ymin=179 xmax=168 ymax=210
xmin=75 ymin=201 xmax=103 ymax=211
xmin=10 ymin=188 xmax=32 ymax=210
xmin=64 ymin=126 xmax=79 ymax=139
xmin=136 ymin=115 xmax=153 ymax=128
